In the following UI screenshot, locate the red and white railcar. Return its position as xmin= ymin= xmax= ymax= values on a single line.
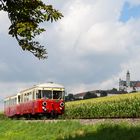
xmin=4 ymin=82 xmax=65 ymax=118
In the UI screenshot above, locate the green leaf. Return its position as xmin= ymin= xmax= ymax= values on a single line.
xmin=0 ymin=0 xmax=63 ymax=59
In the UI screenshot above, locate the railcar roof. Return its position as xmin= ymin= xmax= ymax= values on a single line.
xmin=4 ymin=94 xmax=18 ymax=100
xmin=36 ymin=82 xmax=64 ymax=88
xmin=20 ymin=82 xmax=64 ymax=93
xmin=4 ymin=82 xmax=64 ymax=99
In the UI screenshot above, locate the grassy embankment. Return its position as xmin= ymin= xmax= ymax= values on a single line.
xmin=1 ymin=120 xmax=140 ymax=140
xmin=63 ymin=92 xmax=140 ymax=119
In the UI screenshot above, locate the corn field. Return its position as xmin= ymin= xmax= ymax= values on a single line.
xmin=63 ymin=92 xmax=140 ymax=119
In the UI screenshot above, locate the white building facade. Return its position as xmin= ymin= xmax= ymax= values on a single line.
xmin=119 ymin=71 xmax=140 ymax=93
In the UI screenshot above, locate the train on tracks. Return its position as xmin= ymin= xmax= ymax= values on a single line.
xmin=4 ymin=82 xmax=65 ymax=119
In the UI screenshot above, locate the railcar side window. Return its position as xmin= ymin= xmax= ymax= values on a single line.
xmin=18 ymin=95 xmax=20 ymax=103
xmin=36 ymin=90 xmax=41 ymax=99
xmin=21 ymin=94 xmax=23 ymax=103
xmin=24 ymin=94 xmax=27 ymax=102
xmin=33 ymin=91 xmax=35 ymax=99
xmin=14 ymin=98 xmax=17 ymax=105
xmin=28 ymin=93 xmax=32 ymax=101
xmin=27 ymin=93 xmax=29 ymax=101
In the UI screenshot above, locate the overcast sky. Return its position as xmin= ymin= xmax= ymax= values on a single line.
xmin=0 ymin=0 xmax=140 ymax=109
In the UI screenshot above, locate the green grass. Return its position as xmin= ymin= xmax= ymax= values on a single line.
xmin=0 ymin=120 xmax=91 ymax=140
xmin=66 ymin=122 xmax=140 ymax=140
xmin=0 ymin=112 xmax=7 ymax=120
xmin=0 ymin=120 xmax=140 ymax=140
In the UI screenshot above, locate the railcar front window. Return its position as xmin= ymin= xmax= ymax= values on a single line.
xmin=36 ymin=90 xmax=64 ymax=99
xmin=53 ymin=91 xmax=63 ymax=99
xmin=42 ymin=90 xmax=52 ymax=99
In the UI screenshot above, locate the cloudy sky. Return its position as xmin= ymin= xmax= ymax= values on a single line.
xmin=0 ymin=0 xmax=140 ymax=109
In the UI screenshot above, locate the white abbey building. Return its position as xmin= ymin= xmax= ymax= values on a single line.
xmin=119 ymin=71 xmax=140 ymax=93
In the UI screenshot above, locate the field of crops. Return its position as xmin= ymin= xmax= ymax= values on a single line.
xmin=64 ymin=92 xmax=140 ymax=119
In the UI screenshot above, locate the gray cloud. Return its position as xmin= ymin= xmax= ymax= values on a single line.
xmin=0 ymin=0 xmax=140 ymax=110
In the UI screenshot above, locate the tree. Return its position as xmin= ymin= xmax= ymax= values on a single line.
xmin=65 ymin=93 xmax=74 ymax=101
xmin=112 ymin=88 xmax=118 ymax=92
xmin=100 ymin=91 xmax=107 ymax=97
xmin=0 ymin=0 xmax=63 ymax=59
xmin=84 ymin=92 xmax=97 ymax=99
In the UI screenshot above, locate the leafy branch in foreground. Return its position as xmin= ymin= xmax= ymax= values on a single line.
xmin=0 ymin=0 xmax=63 ymax=59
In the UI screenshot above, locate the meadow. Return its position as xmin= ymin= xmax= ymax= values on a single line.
xmin=1 ymin=119 xmax=140 ymax=140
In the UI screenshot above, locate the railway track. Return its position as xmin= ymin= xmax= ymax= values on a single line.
xmin=25 ymin=118 xmax=140 ymax=125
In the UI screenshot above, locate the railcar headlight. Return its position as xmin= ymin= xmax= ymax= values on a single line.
xmin=60 ymin=102 xmax=64 ymax=107
xmin=42 ymin=106 xmax=47 ymax=111
xmin=42 ymin=101 xmax=47 ymax=106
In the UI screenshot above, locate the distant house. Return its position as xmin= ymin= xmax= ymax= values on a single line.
xmin=74 ymin=90 xmax=100 ymax=100
xmin=74 ymin=92 xmax=87 ymax=100
xmin=134 ymin=82 xmax=140 ymax=91
xmin=119 ymin=71 xmax=140 ymax=92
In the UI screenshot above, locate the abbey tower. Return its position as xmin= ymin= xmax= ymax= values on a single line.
xmin=126 ymin=70 xmax=130 ymax=88
xmin=119 ymin=71 xmax=140 ymax=92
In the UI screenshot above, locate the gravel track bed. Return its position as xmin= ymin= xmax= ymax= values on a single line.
xmin=79 ymin=118 xmax=140 ymax=125
xmin=25 ymin=118 xmax=140 ymax=125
